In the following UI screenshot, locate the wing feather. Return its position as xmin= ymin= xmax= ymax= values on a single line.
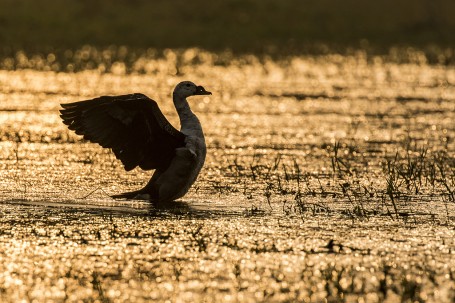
xmin=60 ymin=93 xmax=185 ymax=171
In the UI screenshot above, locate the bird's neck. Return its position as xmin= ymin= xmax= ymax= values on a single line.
xmin=173 ymin=93 xmax=204 ymax=137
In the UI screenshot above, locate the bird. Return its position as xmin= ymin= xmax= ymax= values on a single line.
xmin=59 ymin=81 xmax=211 ymax=205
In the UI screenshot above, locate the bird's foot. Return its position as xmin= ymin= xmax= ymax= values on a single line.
xmin=111 ymin=190 xmax=151 ymax=200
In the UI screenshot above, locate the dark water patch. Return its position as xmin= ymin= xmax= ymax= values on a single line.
xmin=395 ymin=96 xmax=435 ymax=103
xmin=0 ymin=108 xmax=57 ymax=113
xmin=257 ymin=91 xmax=453 ymax=104
xmin=0 ymin=88 xmax=82 ymax=96
xmin=256 ymin=91 xmax=342 ymax=101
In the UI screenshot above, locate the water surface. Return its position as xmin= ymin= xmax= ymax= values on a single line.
xmin=0 ymin=53 xmax=454 ymax=302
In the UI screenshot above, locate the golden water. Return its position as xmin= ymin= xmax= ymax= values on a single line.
xmin=0 ymin=51 xmax=454 ymax=302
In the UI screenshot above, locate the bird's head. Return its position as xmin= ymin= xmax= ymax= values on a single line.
xmin=173 ymin=81 xmax=212 ymax=98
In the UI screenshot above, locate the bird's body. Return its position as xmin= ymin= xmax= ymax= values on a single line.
xmin=60 ymin=81 xmax=211 ymax=205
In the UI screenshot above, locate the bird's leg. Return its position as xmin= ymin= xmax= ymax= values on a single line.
xmin=111 ymin=171 xmax=160 ymax=201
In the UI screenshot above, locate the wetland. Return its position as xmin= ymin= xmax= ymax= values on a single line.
xmin=0 ymin=49 xmax=454 ymax=302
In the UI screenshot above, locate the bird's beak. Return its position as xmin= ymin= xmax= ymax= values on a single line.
xmin=195 ymin=85 xmax=212 ymax=95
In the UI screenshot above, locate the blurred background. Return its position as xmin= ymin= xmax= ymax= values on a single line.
xmin=0 ymin=0 xmax=454 ymax=68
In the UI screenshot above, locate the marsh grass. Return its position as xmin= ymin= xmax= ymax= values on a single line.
xmin=220 ymin=134 xmax=454 ymax=221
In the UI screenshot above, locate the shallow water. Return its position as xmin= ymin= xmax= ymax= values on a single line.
xmin=0 ymin=54 xmax=454 ymax=302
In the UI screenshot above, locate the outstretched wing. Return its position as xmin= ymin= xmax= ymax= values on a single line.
xmin=60 ymin=93 xmax=185 ymax=171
